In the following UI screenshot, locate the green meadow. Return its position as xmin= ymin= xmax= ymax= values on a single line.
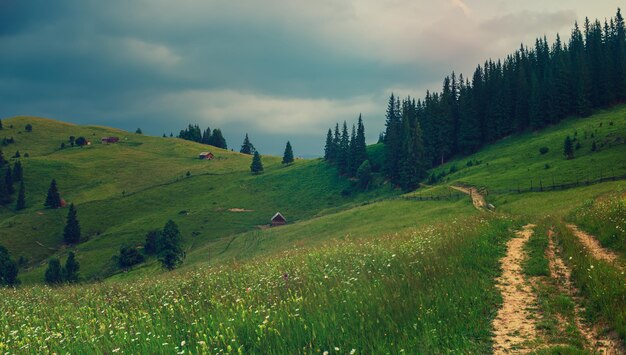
xmin=1 ymin=105 xmax=625 ymax=353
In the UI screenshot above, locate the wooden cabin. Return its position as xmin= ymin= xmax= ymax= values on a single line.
xmin=270 ymin=212 xmax=287 ymax=227
xmin=199 ymin=152 xmax=215 ymax=160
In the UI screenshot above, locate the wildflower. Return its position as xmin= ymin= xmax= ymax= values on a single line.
xmin=335 ymin=347 xmax=340 ymax=351
xmin=350 ymin=350 xmax=356 ymax=354
xmin=112 ymin=348 xmax=120 ymax=353
xmin=181 ymin=340 xmax=186 ymax=346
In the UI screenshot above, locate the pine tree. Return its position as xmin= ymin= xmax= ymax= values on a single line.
xmin=0 ymin=120 xmax=3 ymax=130
xmin=250 ymin=151 xmax=264 ymax=174
xmin=324 ymin=129 xmax=334 ymax=161
xmin=563 ymin=135 xmax=574 ymax=159
xmin=0 ymin=150 xmax=5 ymax=167
xmin=337 ymin=121 xmax=350 ymax=175
xmin=0 ymin=246 xmax=20 ymax=286
xmin=44 ymin=179 xmax=62 ymax=208
xmin=353 ymin=115 xmax=368 ymax=174
xmin=13 ymin=160 xmax=24 ymax=182
xmin=356 ymin=160 xmax=372 ymax=190
xmin=201 ymin=127 xmax=211 ymax=144
xmin=44 ymin=258 xmax=63 ymax=284
xmin=15 ymin=180 xmax=25 ymax=210
xmin=399 ymin=99 xmax=426 ymax=190
xmin=282 ymin=141 xmax=294 ymax=164
xmin=0 ymin=169 xmax=9 ymax=205
xmin=63 ymin=252 xmax=80 ymax=283
xmin=210 ymin=129 xmax=227 ymax=149
xmin=158 ymin=220 xmax=184 ymax=270
xmin=63 ymin=203 xmax=81 ymax=245
xmin=144 ymin=230 xmax=161 ymax=255
xmin=240 ymin=134 xmax=255 ymax=155
xmin=135 ymin=128 xmax=143 ymax=134
xmin=4 ymin=168 xmax=14 ymax=195
xmin=348 ymin=124 xmax=357 ymax=176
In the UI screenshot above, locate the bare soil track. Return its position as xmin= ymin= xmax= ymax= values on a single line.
xmin=492 ymin=224 xmax=538 ymax=354
xmin=546 ymin=228 xmax=623 ymax=354
xmin=450 ymin=185 xmax=488 ymax=210
xmin=566 ymin=224 xmax=623 ymax=271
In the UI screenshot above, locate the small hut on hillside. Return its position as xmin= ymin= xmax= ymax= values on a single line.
xmin=199 ymin=152 xmax=215 ymax=160
xmin=270 ymin=212 xmax=286 ymax=227
xmin=101 ymin=136 xmax=120 ymax=144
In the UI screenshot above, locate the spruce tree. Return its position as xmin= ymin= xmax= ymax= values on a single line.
xmin=563 ymin=135 xmax=574 ymax=159
xmin=144 ymin=230 xmax=161 ymax=255
xmin=324 ymin=129 xmax=334 ymax=161
xmin=282 ymin=141 xmax=294 ymax=164
xmin=118 ymin=246 xmax=145 ymax=269
xmin=348 ymin=124 xmax=357 ymax=176
xmin=210 ymin=129 xmax=227 ymax=149
xmin=338 ymin=121 xmax=350 ymax=174
xmin=44 ymin=179 xmax=61 ymax=208
xmin=12 ymin=161 xmax=22 ymax=182
xmin=15 ymin=180 xmax=25 ymax=210
xmin=250 ymin=151 xmax=264 ymax=174
xmin=0 ymin=169 xmax=10 ymax=205
xmin=44 ymin=258 xmax=63 ymax=285
xmin=0 ymin=150 xmax=5 ymax=167
xmin=158 ymin=220 xmax=184 ymax=270
xmin=240 ymin=134 xmax=255 ymax=154
xmin=63 ymin=203 xmax=81 ymax=245
xmin=0 ymin=120 xmax=3 ymax=130
xmin=201 ymin=127 xmax=211 ymax=144
xmin=4 ymin=167 xmax=13 ymax=195
xmin=63 ymin=252 xmax=80 ymax=283
xmin=353 ymin=115 xmax=368 ymax=175
xmin=0 ymin=246 xmax=20 ymax=286
xmin=332 ymin=123 xmax=341 ymax=161
xmin=356 ymin=160 xmax=372 ymax=190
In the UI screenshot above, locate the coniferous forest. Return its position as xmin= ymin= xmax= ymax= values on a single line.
xmin=328 ymin=9 xmax=626 ymax=190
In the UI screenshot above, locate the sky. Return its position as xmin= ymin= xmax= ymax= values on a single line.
xmin=0 ymin=1 xmax=620 ymax=156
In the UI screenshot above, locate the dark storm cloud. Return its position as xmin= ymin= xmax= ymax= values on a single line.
xmin=0 ymin=0 xmax=619 ymax=155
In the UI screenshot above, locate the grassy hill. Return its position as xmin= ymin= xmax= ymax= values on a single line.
xmin=0 ymin=116 xmax=396 ymax=283
xmin=0 ymin=106 xmax=625 ymax=353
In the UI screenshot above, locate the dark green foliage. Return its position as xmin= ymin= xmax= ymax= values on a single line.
xmin=0 ymin=168 xmax=10 ymax=205
xmin=356 ymin=160 xmax=372 ymax=189
xmin=60 ymin=142 xmax=65 ymax=149
xmin=15 ymin=180 xmax=25 ymax=210
xmin=282 ymin=141 xmax=294 ymax=164
xmin=563 ymin=136 xmax=574 ymax=159
xmin=44 ymin=179 xmax=62 ymax=208
xmin=13 ymin=150 xmax=20 ymax=158
xmin=4 ymin=167 xmax=13 ymax=195
xmin=158 ymin=220 xmax=184 ymax=270
xmin=209 ymin=129 xmax=227 ymax=149
xmin=539 ymin=147 xmax=549 ymax=155
xmin=75 ymin=137 xmax=88 ymax=146
xmin=178 ymin=124 xmax=202 ymax=142
xmin=591 ymin=141 xmax=597 ymax=151
xmin=63 ymin=203 xmax=81 ymax=245
xmin=63 ymin=252 xmax=80 ymax=283
xmin=0 ymin=246 xmax=20 ymax=286
xmin=0 ymin=150 xmax=5 ymax=167
xmin=250 ymin=151 xmax=263 ymax=174
xmin=118 ymin=246 xmax=145 ymax=269
xmin=0 ymin=120 xmax=2 ymax=130
xmin=25 ymin=124 xmax=32 ymax=132
xmin=144 ymin=230 xmax=160 ymax=255
xmin=575 ymin=142 xmax=581 ymax=150
xmin=324 ymin=129 xmax=334 ymax=161
xmin=135 ymin=128 xmax=142 ymax=134
xmin=44 ymin=258 xmax=63 ymax=285
xmin=338 ymin=122 xmax=350 ymax=175
xmin=240 ymin=134 xmax=255 ymax=155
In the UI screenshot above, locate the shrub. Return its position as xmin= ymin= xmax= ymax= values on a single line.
xmin=539 ymin=147 xmax=549 ymax=155
xmin=118 ymin=246 xmax=145 ymax=269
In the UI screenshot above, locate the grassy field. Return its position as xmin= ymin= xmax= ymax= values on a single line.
xmin=1 ymin=105 xmax=625 ymax=353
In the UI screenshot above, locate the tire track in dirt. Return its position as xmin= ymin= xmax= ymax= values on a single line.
xmin=566 ymin=224 xmax=624 ymax=271
xmin=546 ymin=228 xmax=623 ymax=354
xmin=492 ymin=224 xmax=538 ymax=354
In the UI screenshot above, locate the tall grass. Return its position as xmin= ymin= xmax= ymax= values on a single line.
xmin=570 ymin=192 xmax=626 ymax=255
xmin=0 ymin=216 xmax=513 ymax=353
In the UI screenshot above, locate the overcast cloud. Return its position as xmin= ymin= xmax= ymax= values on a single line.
xmin=0 ymin=0 xmax=619 ymax=155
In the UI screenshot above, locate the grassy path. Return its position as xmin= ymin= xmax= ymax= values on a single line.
xmin=492 ymin=224 xmax=538 ymax=354
xmin=546 ymin=228 xmax=623 ymax=354
xmin=566 ymin=224 xmax=624 ymax=271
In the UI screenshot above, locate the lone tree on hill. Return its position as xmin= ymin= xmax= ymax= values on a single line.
xmin=282 ymin=141 xmax=294 ymax=164
xmin=44 ymin=179 xmax=62 ymax=208
xmin=15 ymin=181 xmax=25 ymax=210
xmin=0 ymin=245 xmax=20 ymax=286
xmin=4 ymin=168 xmax=14 ymax=195
xmin=240 ymin=133 xmax=255 ymax=155
xmin=158 ymin=220 xmax=185 ymax=270
xmin=63 ymin=252 xmax=80 ymax=283
xmin=250 ymin=151 xmax=264 ymax=174
xmin=135 ymin=128 xmax=143 ymax=134
xmin=12 ymin=161 xmax=22 ymax=182
xmin=25 ymin=124 xmax=32 ymax=132
xmin=63 ymin=204 xmax=81 ymax=245
xmin=563 ymin=135 xmax=574 ymax=159
xmin=44 ymin=258 xmax=63 ymax=285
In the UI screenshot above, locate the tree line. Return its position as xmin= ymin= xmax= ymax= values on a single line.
xmin=324 ymin=115 xmax=368 ymax=177
xmin=377 ymin=9 xmax=626 ymax=188
xmin=178 ymin=124 xmax=227 ymax=149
